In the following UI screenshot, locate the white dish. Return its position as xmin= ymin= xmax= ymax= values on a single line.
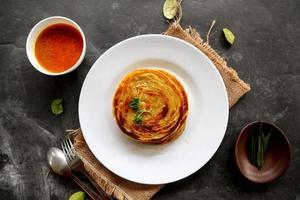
xmin=79 ymin=35 xmax=229 ymax=184
xmin=26 ymin=16 xmax=86 ymax=76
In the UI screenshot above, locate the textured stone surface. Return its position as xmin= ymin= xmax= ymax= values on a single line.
xmin=0 ymin=0 xmax=299 ymax=199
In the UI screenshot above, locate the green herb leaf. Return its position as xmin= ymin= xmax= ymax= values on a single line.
xmin=262 ymin=131 xmax=272 ymax=153
xmin=129 ymin=98 xmax=139 ymax=110
xmin=257 ymin=131 xmax=263 ymax=169
xmin=69 ymin=191 xmax=85 ymax=200
xmin=163 ymin=0 xmax=178 ymax=20
xmin=223 ymin=28 xmax=235 ymax=45
xmin=249 ymin=122 xmax=272 ymax=170
xmin=51 ymin=98 xmax=63 ymax=116
xmin=134 ymin=110 xmax=145 ymax=125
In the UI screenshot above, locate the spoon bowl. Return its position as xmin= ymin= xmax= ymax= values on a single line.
xmin=47 ymin=147 xmax=72 ymax=177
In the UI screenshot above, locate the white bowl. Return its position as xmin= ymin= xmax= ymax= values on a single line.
xmin=26 ymin=16 xmax=86 ymax=76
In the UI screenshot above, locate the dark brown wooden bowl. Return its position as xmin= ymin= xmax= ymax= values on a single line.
xmin=235 ymin=121 xmax=291 ymax=183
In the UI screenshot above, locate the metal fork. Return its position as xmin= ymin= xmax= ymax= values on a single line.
xmin=61 ymin=136 xmax=112 ymax=200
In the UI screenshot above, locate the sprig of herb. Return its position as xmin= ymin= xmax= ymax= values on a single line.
xmin=249 ymin=122 xmax=272 ymax=169
xmin=129 ymin=97 xmax=149 ymax=125
xmin=129 ymin=98 xmax=139 ymax=110
xmin=134 ymin=109 xmax=145 ymax=125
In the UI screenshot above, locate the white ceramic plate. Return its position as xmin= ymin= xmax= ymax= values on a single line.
xmin=79 ymin=35 xmax=229 ymax=184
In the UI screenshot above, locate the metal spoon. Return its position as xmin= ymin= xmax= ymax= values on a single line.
xmin=47 ymin=147 xmax=103 ymax=200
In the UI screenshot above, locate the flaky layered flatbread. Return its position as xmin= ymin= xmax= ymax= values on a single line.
xmin=113 ymin=69 xmax=188 ymax=144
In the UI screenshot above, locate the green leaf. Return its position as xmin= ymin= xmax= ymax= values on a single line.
xmin=223 ymin=28 xmax=235 ymax=45
xmin=51 ymin=98 xmax=63 ymax=116
xmin=163 ymin=0 xmax=178 ymax=20
xmin=257 ymin=132 xmax=263 ymax=169
xmin=262 ymin=132 xmax=272 ymax=153
xmin=249 ymin=123 xmax=272 ymax=170
xmin=69 ymin=191 xmax=85 ymax=200
xmin=129 ymin=98 xmax=139 ymax=110
xmin=134 ymin=110 xmax=145 ymax=125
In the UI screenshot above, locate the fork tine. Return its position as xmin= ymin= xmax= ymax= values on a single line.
xmin=61 ymin=141 xmax=66 ymax=155
xmin=67 ymin=137 xmax=74 ymax=149
xmin=61 ymin=140 xmax=69 ymax=160
xmin=67 ymin=137 xmax=77 ymax=157
xmin=65 ymin=138 xmax=75 ymax=159
xmin=61 ymin=139 xmax=73 ymax=162
xmin=65 ymin=138 xmax=78 ymax=160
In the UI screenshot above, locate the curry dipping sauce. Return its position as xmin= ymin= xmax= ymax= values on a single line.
xmin=34 ymin=23 xmax=83 ymax=73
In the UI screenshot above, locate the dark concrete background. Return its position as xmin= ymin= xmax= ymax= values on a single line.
xmin=0 ymin=0 xmax=299 ymax=199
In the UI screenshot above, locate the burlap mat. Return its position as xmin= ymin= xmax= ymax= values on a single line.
xmin=72 ymin=23 xmax=251 ymax=200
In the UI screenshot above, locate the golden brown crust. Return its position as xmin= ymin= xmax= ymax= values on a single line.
xmin=113 ymin=69 xmax=188 ymax=144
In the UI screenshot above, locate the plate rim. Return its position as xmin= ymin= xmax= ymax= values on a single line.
xmin=79 ymin=34 xmax=229 ymax=184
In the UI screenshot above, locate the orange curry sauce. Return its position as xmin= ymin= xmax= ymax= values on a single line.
xmin=35 ymin=23 xmax=83 ymax=73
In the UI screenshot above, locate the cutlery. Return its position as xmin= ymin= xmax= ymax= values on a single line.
xmin=61 ymin=136 xmax=113 ymax=200
xmin=47 ymin=147 xmax=103 ymax=200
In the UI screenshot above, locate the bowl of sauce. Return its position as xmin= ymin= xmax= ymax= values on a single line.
xmin=26 ymin=16 xmax=86 ymax=75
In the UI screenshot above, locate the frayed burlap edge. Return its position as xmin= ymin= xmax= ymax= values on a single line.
xmin=71 ymin=22 xmax=251 ymax=200
xmin=164 ymin=22 xmax=251 ymax=107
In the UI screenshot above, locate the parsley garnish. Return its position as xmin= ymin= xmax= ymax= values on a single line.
xmin=129 ymin=98 xmax=139 ymax=110
xmin=134 ymin=110 xmax=145 ymax=125
xmin=129 ymin=97 xmax=149 ymax=125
